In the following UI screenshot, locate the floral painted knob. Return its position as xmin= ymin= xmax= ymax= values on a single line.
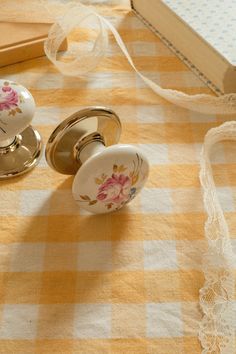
xmin=0 ymin=80 xmax=42 ymax=179
xmin=46 ymin=107 xmax=149 ymax=214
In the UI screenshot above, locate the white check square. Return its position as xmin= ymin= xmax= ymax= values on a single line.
xmin=20 ymin=190 xmax=52 ymax=216
xmin=137 ymin=144 xmax=169 ymax=165
xmin=137 ymin=106 xmax=165 ymax=123
xmin=144 ymin=240 xmax=177 ymax=270
xmin=0 ymin=304 xmax=38 ymax=339
xmin=34 ymin=106 xmax=61 ymax=125
xmin=74 ymin=304 xmax=111 ymax=338
xmin=141 ymin=188 xmax=173 ymax=213
xmin=147 ymin=302 xmax=183 ymax=337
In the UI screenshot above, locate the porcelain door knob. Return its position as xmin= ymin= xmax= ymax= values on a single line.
xmin=0 ymin=79 xmax=42 ymax=179
xmin=46 ymin=107 xmax=149 ymax=214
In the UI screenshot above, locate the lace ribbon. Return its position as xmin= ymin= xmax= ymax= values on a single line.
xmin=199 ymin=121 xmax=236 ymax=354
xmin=42 ymin=1 xmax=236 ymax=115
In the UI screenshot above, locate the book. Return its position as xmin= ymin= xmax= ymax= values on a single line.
xmin=0 ymin=22 xmax=67 ymax=68
xmin=131 ymin=0 xmax=236 ymax=94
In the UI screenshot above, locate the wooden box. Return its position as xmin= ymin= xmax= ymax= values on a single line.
xmin=0 ymin=22 xmax=67 ymax=68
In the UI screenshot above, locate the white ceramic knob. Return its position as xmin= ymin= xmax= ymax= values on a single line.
xmin=46 ymin=107 xmax=149 ymax=214
xmin=0 ymin=79 xmax=42 ymax=179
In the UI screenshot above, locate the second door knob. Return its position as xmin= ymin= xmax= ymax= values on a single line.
xmin=46 ymin=107 xmax=149 ymax=214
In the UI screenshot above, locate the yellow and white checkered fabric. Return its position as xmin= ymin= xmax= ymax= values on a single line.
xmin=0 ymin=2 xmax=236 ymax=353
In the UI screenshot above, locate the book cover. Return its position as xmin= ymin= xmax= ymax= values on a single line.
xmin=131 ymin=0 xmax=236 ymax=94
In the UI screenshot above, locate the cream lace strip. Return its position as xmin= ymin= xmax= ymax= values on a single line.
xmin=199 ymin=121 xmax=236 ymax=354
xmin=42 ymin=1 xmax=236 ymax=115
xmin=1 ymin=1 xmax=236 ymax=352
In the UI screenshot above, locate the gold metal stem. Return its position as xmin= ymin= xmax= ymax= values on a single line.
xmin=74 ymin=132 xmax=105 ymax=164
xmin=0 ymin=135 xmax=22 ymax=155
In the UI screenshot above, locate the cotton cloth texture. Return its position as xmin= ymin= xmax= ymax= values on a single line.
xmin=0 ymin=1 xmax=236 ymax=353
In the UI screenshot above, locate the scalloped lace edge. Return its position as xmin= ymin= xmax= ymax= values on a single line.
xmin=199 ymin=121 xmax=236 ymax=354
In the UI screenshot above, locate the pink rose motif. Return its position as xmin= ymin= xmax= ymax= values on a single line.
xmin=97 ymin=174 xmax=132 ymax=204
xmin=0 ymin=86 xmax=19 ymax=111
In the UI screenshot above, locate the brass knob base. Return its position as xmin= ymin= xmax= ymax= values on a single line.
xmin=0 ymin=126 xmax=42 ymax=179
xmin=46 ymin=107 xmax=121 ymax=175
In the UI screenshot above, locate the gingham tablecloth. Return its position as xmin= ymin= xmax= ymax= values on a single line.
xmin=0 ymin=1 xmax=236 ymax=353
